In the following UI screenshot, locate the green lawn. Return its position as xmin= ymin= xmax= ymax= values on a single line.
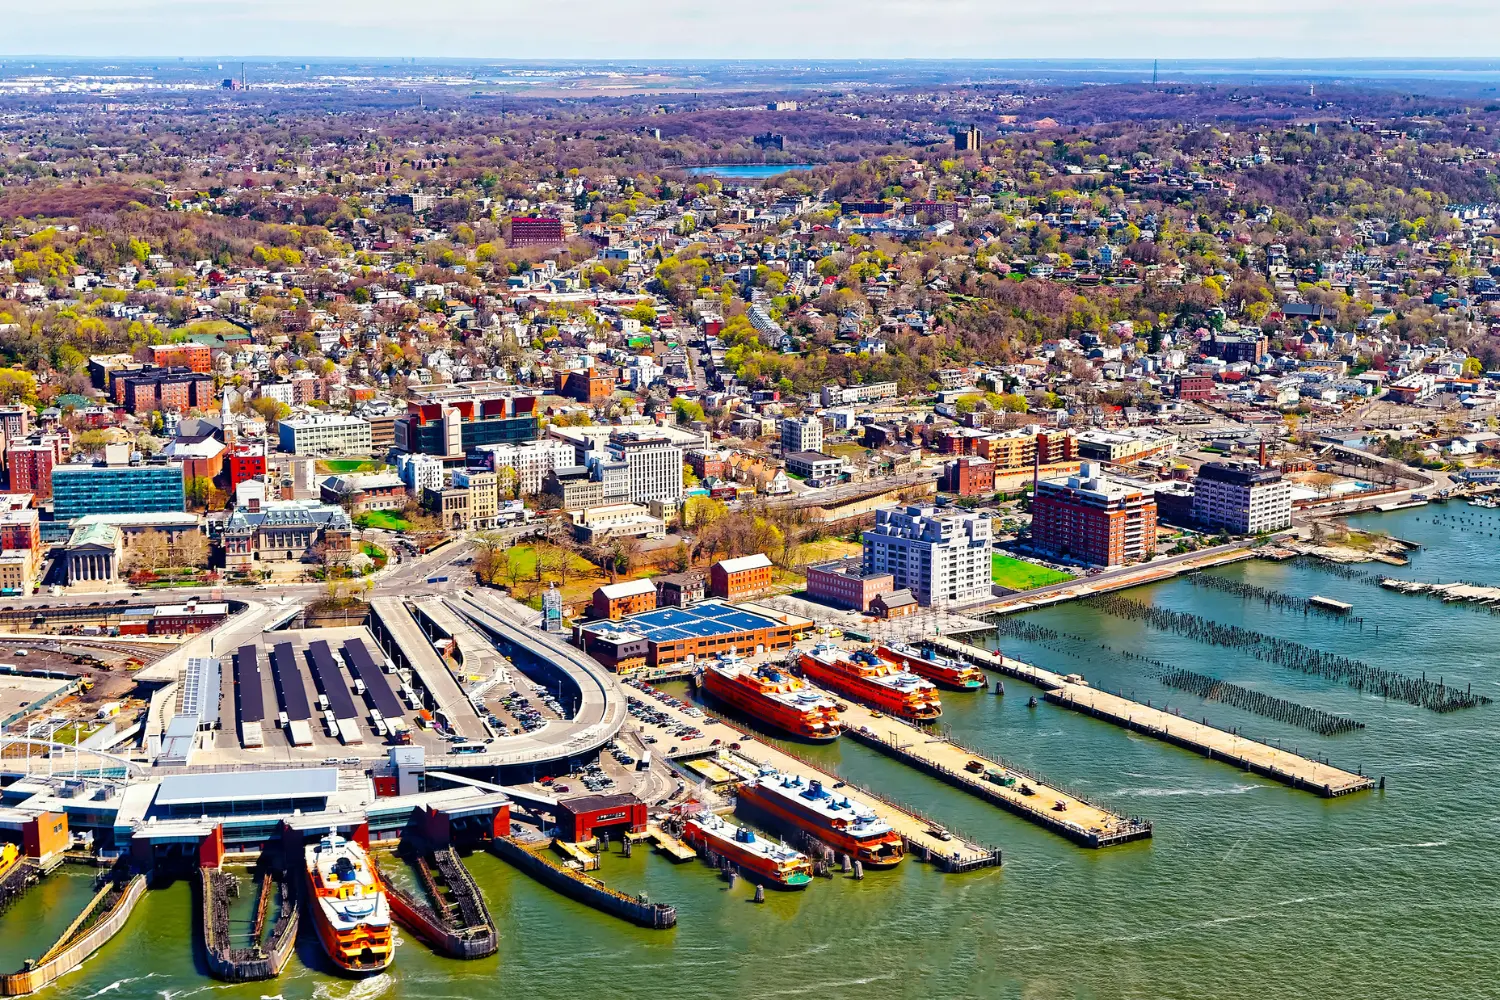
xmin=355 ymin=511 xmax=412 ymax=532
xmin=992 ymin=553 xmax=1073 ymax=590
xmin=319 ymin=459 xmax=389 ymax=475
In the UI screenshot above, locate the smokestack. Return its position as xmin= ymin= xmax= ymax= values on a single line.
xmin=1259 ymin=439 xmax=1268 ymax=467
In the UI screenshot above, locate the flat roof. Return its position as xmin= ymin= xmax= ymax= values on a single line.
xmin=585 ymin=600 xmax=786 ymax=646
xmin=155 ymin=767 xmax=339 ymax=807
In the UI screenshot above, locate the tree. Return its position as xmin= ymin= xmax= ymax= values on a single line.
xmin=171 ymin=532 xmax=209 ymax=569
xmin=185 ymin=477 xmax=213 ymax=511
xmin=0 ymin=369 xmax=38 ymax=407
xmin=250 ymin=396 xmax=291 ymax=429
xmin=125 ymin=530 xmax=170 ymax=573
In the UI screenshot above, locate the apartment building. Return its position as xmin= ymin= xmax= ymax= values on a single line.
xmin=278 ymin=414 xmax=373 ymax=456
xmin=395 ymin=381 xmax=539 ymax=460
xmin=471 ymin=438 xmax=576 ymax=496
xmin=607 ymin=430 xmax=683 ymax=504
xmin=710 ymin=553 xmax=773 ymax=601
xmin=1192 ymin=462 xmax=1292 ymax=535
xmin=821 ymin=382 xmax=900 ymax=407
xmin=861 ymin=504 xmax=992 ymax=608
xmin=452 ymin=468 xmax=499 ymax=528
xmin=780 ymin=415 xmax=823 ymax=456
xmin=1031 ymin=462 xmax=1157 ymax=567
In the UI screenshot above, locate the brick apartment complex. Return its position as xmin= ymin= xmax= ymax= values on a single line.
xmin=1176 ymin=374 xmax=1215 ymax=400
xmin=710 ymin=553 xmax=773 ymax=600
xmin=6 ymin=443 xmax=54 ymax=499
xmin=591 ymin=579 xmax=658 ymax=620
xmin=149 ymin=342 xmax=212 ymax=373
xmin=114 ymin=366 xmax=216 ymax=415
xmin=1031 ymin=462 xmax=1158 ymax=567
xmin=940 ymin=456 xmax=996 ymax=496
xmin=554 ymin=367 xmax=616 ymax=404
xmin=509 ymin=216 xmax=567 ymax=247
xmin=805 ymin=557 xmax=896 ymax=611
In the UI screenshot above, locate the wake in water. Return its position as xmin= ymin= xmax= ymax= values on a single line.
xmin=1111 ymin=784 xmax=1267 ymax=797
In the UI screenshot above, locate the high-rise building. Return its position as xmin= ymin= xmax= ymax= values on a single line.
xmin=1030 ymin=462 xmax=1157 ymax=567
xmin=451 ymin=469 xmax=499 ymax=528
xmin=780 ymin=415 xmax=823 ymax=456
xmin=508 ymin=216 xmax=567 ymax=247
xmin=1193 ymin=462 xmax=1292 ymax=535
xmin=607 ymin=430 xmax=683 ymax=504
xmin=470 ymin=439 xmax=576 ymax=496
xmin=862 ymin=504 xmax=992 ymax=608
xmin=395 ymin=381 xmax=539 ymax=461
xmin=52 ymin=463 xmax=186 ymax=521
xmin=954 ymin=126 xmax=982 ymax=151
xmin=6 ymin=443 xmax=54 ymax=499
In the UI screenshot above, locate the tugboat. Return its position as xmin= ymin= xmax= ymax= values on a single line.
xmin=305 ymin=831 xmax=393 ymax=974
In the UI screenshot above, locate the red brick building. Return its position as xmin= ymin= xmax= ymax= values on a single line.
xmin=805 ymin=558 xmax=896 ymax=611
xmin=509 ymin=216 xmax=567 ymax=247
xmin=710 ymin=553 xmax=773 ymax=601
xmin=1176 ymin=375 xmax=1215 ymax=400
xmin=149 ymin=342 xmax=212 ymax=373
xmin=1035 ymin=430 xmax=1078 ymax=465
xmin=686 ymin=450 xmax=726 ymax=481
xmin=1030 ymin=462 xmax=1157 ymax=567
xmin=939 ymin=456 xmax=996 ymax=496
xmin=6 ymin=444 xmax=54 ymax=499
xmin=554 ymin=793 xmax=647 ymax=842
xmin=590 ymin=578 xmax=657 ymax=620
xmin=227 ymin=443 xmax=267 ymax=493
xmin=115 ymin=367 xmax=215 ymax=415
xmin=554 ymin=368 xmax=615 ymax=404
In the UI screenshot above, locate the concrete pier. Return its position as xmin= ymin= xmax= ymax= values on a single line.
xmin=925 ymin=638 xmax=1374 ymax=798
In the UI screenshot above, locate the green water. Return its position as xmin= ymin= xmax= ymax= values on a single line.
xmin=11 ymin=505 xmax=1500 ymax=999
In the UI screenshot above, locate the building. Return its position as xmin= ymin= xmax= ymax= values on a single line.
xmin=320 ymin=472 xmax=407 ymax=514
xmin=451 ymin=468 xmax=499 ymax=528
xmin=1176 ymin=374 xmax=1215 ymax=400
xmin=1031 ymin=462 xmax=1158 ymax=567
xmin=1150 ymin=479 xmax=1197 ymax=527
xmin=149 ymin=342 xmax=212 ymax=373
xmin=1387 ymin=374 xmax=1437 ymax=404
xmin=710 ymin=553 xmax=774 ymax=601
xmin=821 ymin=382 xmax=899 ymax=407
xmin=607 ymin=430 xmax=683 ymax=504
xmin=1208 ymin=333 xmax=1268 ymax=364
xmin=654 ymin=570 xmax=705 ymax=608
xmin=862 ymin=505 xmax=992 ymax=608
xmin=227 ymin=443 xmax=268 ymax=494
xmin=1193 ymin=462 xmax=1293 ymax=535
xmin=509 ymin=216 xmax=567 ymax=247
xmin=554 ymin=367 xmax=615 ymax=404
xmin=422 ymin=485 xmax=472 ymax=530
xmin=6 ymin=443 xmax=53 ymax=499
xmin=220 ymin=488 xmax=354 ymax=573
xmin=115 ymin=367 xmax=215 ymax=415
xmin=542 ymin=465 xmax=606 ymax=511
xmin=64 ymin=520 xmax=123 ymax=588
xmin=575 ymin=600 xmax=811 ymax=669
xmin=870 ymin=589 xmax=918 ymax=619
xmin=805 ymin=557 xmax=896 ymax=611
xmin=939 ymin=456 xmax=996 ymax=497
xmin=1075 ymin=428 xmax=1175 ymax=466
xmin=395 ymin=382 xmax=539 ymax=461
xmin=0 ymin=406 xmax=31 ymax=442
xmin=53 ymin=462 xmax=186 ymax=521
xmin=396 ymin=452 xmax=445 ymax=496
xmin=785 ymin=451 xmax=842 ymax=486
xmin=570 ymin=503 xmax=666 ymax=543
xmin=278 ymin=414 xmax=373 ymax=456
xmin=780 ymin=415 xmax=823 ymax=456
xmin=953 ymin=126 xmax=982 ymax=150
xmin=591 ymin=579 xmax=658 ymax=621
xmin=471 ymin=438 xmax=575 ymax=496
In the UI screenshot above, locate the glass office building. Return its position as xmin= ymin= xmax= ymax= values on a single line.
xmin=52 ymin=463 xmax=187 ymax=520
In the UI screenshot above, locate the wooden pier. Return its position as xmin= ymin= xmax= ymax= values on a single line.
xmin=837 ymin=701 xmax=1152 ymax=848
xmin=924 ymin=638 xmax=1375 ymax=799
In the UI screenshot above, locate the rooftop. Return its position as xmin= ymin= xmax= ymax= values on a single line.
xmin=154 ymin=767 xmax=339 ymax=807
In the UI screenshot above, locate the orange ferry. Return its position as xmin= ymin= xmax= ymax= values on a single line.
xmin=700 ymin=652 xmax=842 ymax=741
xmin=737 ymin=771 xmax=905 ymax=868
xmin=683 ymin=812 xmax=814 ymax=889
xmin=797 ymin=644 xmax=942 ymax=722
xmin=876 ymin=643 xmax=987 ymax=691
xmin=305 ymin=831 xmax=394 ymax=974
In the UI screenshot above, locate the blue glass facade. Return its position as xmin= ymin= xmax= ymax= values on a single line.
xmin=53 ymin=464 xmax=187 ymax=520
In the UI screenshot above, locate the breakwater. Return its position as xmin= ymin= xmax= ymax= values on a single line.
xmin=199 ymin=868 xmax=298 ymax=982
xmin=382 ymin=849 xmax=498 ymax=960
xmin=1 ymin=872 xmax=146 ymax=996
xmin=1084 ymin=594 xmax=1488 ymax=712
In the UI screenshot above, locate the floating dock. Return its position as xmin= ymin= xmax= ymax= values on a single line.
xmin=491 ymin=836 xmax=676 ymax=928
xmin=644 ymin=825 xmax=697 ymax=862
xmin=924 ymin=637 xmax=1375 ymax=799
xmin=837 ymin=700 xmax=1152 ymax=848
xmin=629 ymin=680 xmax=1001 ymax=871
xmin=381 ymin=848 xmax=498 ymax=960
xmin=1307 ymin=595 xmax=1353 ymax=614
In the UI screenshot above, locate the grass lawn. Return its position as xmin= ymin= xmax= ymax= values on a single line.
xmin=319 ymin=459 xmax=390 ymax=475
xmin=173 ymin=319 xmax=246 ymax=339
xmin=825 ymin=442 xmax=872 ymax=461
xmin=792 ymin=537 xmax=862 ymax=566
xmin=992 ymin=553 xmax=1073 ymax=590
xmin=355 ymin=510 xmax=412 ymax=532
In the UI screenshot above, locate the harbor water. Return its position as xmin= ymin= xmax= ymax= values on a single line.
xmin=10 ymin=505 xmax=1500 ymax=1000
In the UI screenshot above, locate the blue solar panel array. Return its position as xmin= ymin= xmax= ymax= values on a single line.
xmin=270 ymin=641 xmax=311 ymax=721
xmin=306 ymin=640 xmax=358 ymax=720
xmin=341 ymin=639 xmax=404 ymax=719
xmin=234 ymin=645 xmax=264 ymax=725
xmin=615 ymin=602 xmax=781 ymax=643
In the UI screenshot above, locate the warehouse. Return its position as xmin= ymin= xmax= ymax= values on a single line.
xmin=574 ymin=600 xmax=811 ymax=669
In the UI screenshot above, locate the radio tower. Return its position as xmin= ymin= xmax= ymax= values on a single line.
xmin=1152 ymin=60 xmax=1158 ymax=87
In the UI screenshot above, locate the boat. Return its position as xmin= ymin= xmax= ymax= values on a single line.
xmin=797 ymin=644 xmax=942 ymax=722
xmin=304 ymin=831 xmax=394 ymax=974
xmin=737 ymin=771 xmax=905 ymax=868
xmin=0 ymin=842 xmax=17 ymax=882
xmin=876 ymin=643 xmax=987 ymax=691
xmin=682 ymin=811 xmax=813 ymax=889
xmin=700 ymin=652 xmax=842 ymax=741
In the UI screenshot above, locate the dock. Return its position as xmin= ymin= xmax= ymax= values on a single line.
xmin=1 ymin=872 xmax=147 ymax=997
xmin=381 ymin=848 xmax=498 ymax=960
xmin=551 ymin=837 xmax=601 ymax=872
xmin=491 ymin=836 xmax=676 ymax=928
xmin=1308 ymin=595 xmax=1353 ymax=614
xmin=626 ymin=679 xmax=1001 ymax=871
xmin=837 ymin=700 xmax=1152 ymax=848
xmin=199 ymin=866 xmax=299 ymax=982
xmin=925 ymin=638 xmax=1375 ymax=798
xmin=644 ymin=824 xmax=697 ymax=862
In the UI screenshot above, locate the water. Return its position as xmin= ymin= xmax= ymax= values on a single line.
xmin=684 ymin=164 xmax=816 ymax=178
xmin=10 ymin=504 xmax=1500 ymax=999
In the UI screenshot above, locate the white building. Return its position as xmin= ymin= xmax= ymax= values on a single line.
xmin=474 ymin=438 xmax=576 ymax=495
xmin=277 ymin=413 xmax=372 ymax=456
xmin=780 ymin=415 xmax=823 ymax=456
xmin=396 ymin=453 xmax=444 ymax=495
xmin=607 ymin=430 xmax=683 ymax=504
xmin=861 ymin=504 xmax=992 ymax=608
xmin=1192 ymin=462 xmax=1292 ymax=535
xmin=821 ymin=382 xmax=900 ymax=407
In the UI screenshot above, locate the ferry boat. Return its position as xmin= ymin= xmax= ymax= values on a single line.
xmin=682 ymin=811 xmax=813 ymax=889
xmin=876 ymin=643 xmax=987 ymax=691
xmin=797 ymin=644 xmax=942 ymax=722
xmin=737 ymin=771 xmax=905 ymax=868
xmin=700 ymin=652 xmax=842 ymax=741
xmin=304 ymin=831 xmax=394 ymax=974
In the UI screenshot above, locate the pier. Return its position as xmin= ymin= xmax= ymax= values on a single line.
xmin=837 ymin=701 xmax=1152 ymax=848
xmin=381 ymin=848 xmax=499 ymax=960
xmin=199 ymin=865 xmax=299 ymax=982
xmin=924 ymin=638 xmax=1375 ymax=798
xmin=627 ymin=679 xmax=1002 ymax=871
xmin=1 ymin=871 xmax=147 ymax=997
xmin=491 ymin=835 xmax=677 ymax=928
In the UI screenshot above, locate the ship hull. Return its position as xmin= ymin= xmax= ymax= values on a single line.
xmin=702 ymin=669 xmax=841 ymax=741
xmin=798 ymin=657 xmax=942 ymax=722
xmin=736 ymin=785 xmax=905 ymax=868
xmin=683 ymin=822 xmax=812 ymax=889
xmin=876 ymin=646 xmax=987 ymax=691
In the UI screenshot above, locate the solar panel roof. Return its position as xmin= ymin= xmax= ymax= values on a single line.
xmin=595 ymin=601 xmax=782 ymax=644
xmin=306 ymin=640 xmax=357 ymax=720
xmin=270 ymin=641 xmax=311 ymax=721
xmin=341 ymin=639 xmax=404 ymax=719
xmin=234 ymin=644 xmax=264 ymax=725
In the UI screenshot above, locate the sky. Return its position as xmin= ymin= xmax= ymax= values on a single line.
xmin=5 ymin=0 xmax=1500 ymax=60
